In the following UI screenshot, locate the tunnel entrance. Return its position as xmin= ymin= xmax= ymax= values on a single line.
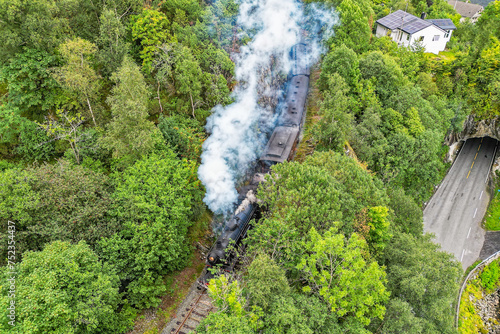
xmin=425 ymin=135 xmax=499 ymax=269
xmin=449 ymin=136 xmax=499 ymax=168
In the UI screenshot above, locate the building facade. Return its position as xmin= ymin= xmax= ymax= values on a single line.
xmin=375 ymin=10 xmax=457 ymax=54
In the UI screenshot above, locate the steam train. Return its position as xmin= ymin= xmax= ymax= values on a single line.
xmin=198 ymin=43 xmax=310 ymax=288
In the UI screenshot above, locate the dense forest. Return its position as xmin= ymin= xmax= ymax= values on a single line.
xmin=0 ymin=0 xmax=499 ymax=333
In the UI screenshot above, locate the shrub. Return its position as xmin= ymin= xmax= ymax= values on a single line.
xmin=479 ymin=260 xmax=500 ymax=293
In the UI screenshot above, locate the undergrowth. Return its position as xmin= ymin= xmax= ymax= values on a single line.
xmin=459 ymin=279 xmax=486 ymax=334
xmin=484 ymin=188 xmax=500 ymax=230
xmin=459 ymin=259 xmax=500 ymax=333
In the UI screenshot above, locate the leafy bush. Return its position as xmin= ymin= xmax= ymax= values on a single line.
xmin=99 ymin=151 xmax=202 ymax=308
xmin=484 ymin=189 xmax=500 ymax=230
xmin=479 ymin=260 xmax=500 ymax=293
xmin=458 ymin=280 xmax=486 ymax=334
xmin=0 ymin=241 xmax=135 ymax=333
xmin=158 ymin=115 xmax=205 ymax=162
xmin=0 ymin=160 xmax=16 ymax=171
xmin=0 ymin=160 xmax=117 ymax=264
xmin=15 ymin=120 xmax=55 ymax=161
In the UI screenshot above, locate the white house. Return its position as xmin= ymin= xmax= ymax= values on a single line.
xmin=375 ymin=10 xmax=457 ymax=54
xmin=447 ymin=0 xmax=483 ymax=23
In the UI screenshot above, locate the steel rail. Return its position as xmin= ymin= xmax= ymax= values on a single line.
xmin=172 ymin=290 xmax=207 ymax=334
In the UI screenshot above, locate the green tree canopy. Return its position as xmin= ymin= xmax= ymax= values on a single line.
xmin=131 ymin=9 xmax=172 ymax=71
xmin=0 ymin=160 xmax=116 ymax=264
xmin=297 ymin=227 xmax=389 ymax=326
xmin=96 ymin=9 xmax=130 ymax=78
xmin=0 ymin=241 xmax=133 ymax=333
xmin=359 ymin=51 xmax=407 ymax=103
xmin=245 ymin=253 xmax=290 ymax=311
xmin=99 ymin=151 xmax=201 ymax=308
xmin=54 ymin=38 xmax=102 ymax=126
xmin=319 ymin=44 xmax=360 ymax=91
xmin=0 ymin=48 xmax=63 ymax=118
xmin=379 ymin=232 xmax=462 ymax=333
xmin=99 ymin=56 xmax=160 ymax=162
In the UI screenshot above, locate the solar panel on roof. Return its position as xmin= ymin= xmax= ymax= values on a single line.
xmin=377 ymin=10 xmax=435 ymax=33
xmin=426 ymin=18 xmax=456 ymax=30
xmin=402 ymin=19 xmax=431 ymax=34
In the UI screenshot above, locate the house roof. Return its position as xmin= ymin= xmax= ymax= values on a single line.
xmin=447 ymin=0 xmax=483 ymax=18
xmin=426 ymin=18 xmax=457 ymax=30
xmin=376 ymin=10 xmax=456 ymax=34
xmin=376 ymin=10 xmax=432 ymax=34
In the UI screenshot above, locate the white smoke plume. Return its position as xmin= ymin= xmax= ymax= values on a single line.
xmin=198 ymin=0 xmax=338 ymax=214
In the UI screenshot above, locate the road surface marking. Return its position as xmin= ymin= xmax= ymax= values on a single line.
xmin=467 ymin=170 xmax=471 ymax=179
xmin=473 ymin=208 xmax=478 ymax=218
xmin=475 ymin=152 xmax=478 ymax=159
xmin=478 ymin=144 xmax=481 ymax=151
xmin=461 ymin=249 xmax=465 ymax=261
xmin=480 ymin=190 xmax=483 ymax=200
xmin=485 ymin=142 xmax=498 ymax=184
xmin=467 ymin=227 xmax=472 ymax=238
xmin=481 ymin=138 xmax=484 ymax=143
xmin=471 ymin=161 xmax=475 ymax=169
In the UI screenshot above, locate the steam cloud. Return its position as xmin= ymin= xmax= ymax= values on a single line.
xmin=198 ymin=0 xmax=337 ymax=214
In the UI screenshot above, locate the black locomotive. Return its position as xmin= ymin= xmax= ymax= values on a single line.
xmin=198 ymin=42 xmax=310 ymax=289
xmin=200 ymin=200 xmax=257 ymax=285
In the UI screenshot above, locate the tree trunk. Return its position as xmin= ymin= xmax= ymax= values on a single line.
xmin=86 ymin=96 xmax=97 ymax=127
xmin=189 ymin=92 xmax=196 ymax=119
xmin=71 ymin=141 xmax=80 ymax=164
xmin=157 ymin=80 xmax=163 ymax=113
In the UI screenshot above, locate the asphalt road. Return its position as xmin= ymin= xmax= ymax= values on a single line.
xmin=423 ymin=137 xmax=498 ymax=270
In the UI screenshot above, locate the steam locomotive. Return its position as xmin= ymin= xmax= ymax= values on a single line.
xmin=198 ymin=43 xmax=310 ymax=288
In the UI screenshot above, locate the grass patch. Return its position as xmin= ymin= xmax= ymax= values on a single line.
xmin=479 ymin=259 xmax=500 ymax=293
xmin=484 ymin=188 xmax=500 ymax=230
xmin=437 ymin=50 xmax=457 ymax=62
xmin=294 ymin=64 xmax=322 ymax=163
xmin=464 ymin=259 xmax=482 ymax=279
xmin=425 ymin=51 xmax=457 ymax=64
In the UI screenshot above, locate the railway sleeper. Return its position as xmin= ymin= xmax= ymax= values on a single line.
xmin=186 ymin=314 xmax=204 ymax=323
xmin=198 ymin=301 xmax=213 ymax=308
xmin=193 ymin=310 xmax=209 ymax=317
xmin=182 ymin=323 xmax=196 ymax=330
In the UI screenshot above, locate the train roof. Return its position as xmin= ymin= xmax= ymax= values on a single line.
xmin=260 ymin=126 xmax=299 ymax=163
xmin=280 ymin=75 xmax=309 ymax=126
xmin=291 ymin=43 xmax=310 ymax=77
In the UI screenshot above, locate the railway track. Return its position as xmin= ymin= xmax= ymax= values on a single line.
xmin=170 ymin=290 xmax=214 ymax=334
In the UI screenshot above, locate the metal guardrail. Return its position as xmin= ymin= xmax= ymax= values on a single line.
xmin=455 ymin=250 xmax=500 ymax=328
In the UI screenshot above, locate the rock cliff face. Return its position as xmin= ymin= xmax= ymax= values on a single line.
xmin=446 ymin=115 xmax=500 ymax=145
xmin=476 ymin=289 xmax=500 ymax=333
xmin=445 ymin=115 xmax=500 ymax=176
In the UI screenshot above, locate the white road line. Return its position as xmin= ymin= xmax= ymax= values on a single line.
xmin=480 ymin=190 xmax=483 ymax=200
xmin=467 ymin=227 xmax=472 ymax=238
xmin=473 ymin=208 xmax=478 ymax=218
xmin=429 ymin=140 xmax=466 ymax=199
xmin=485 ymin=142 xmax=498 ymax=184
xmin=461 ymin=249 xmax=465 ymax=261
